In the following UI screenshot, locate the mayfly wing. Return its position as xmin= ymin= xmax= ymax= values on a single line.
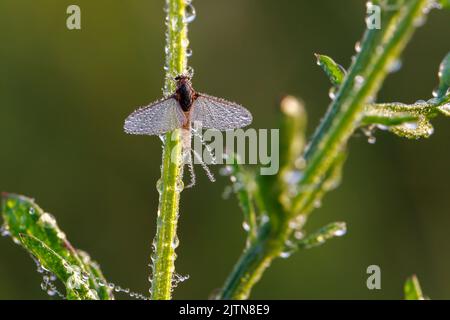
xmin=124 ymin=97 xmax=186 ymax=136
xmin=190 ymin=93 xmax=253 ymax=130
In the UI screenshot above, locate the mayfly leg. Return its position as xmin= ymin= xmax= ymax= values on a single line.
xmin=189 ymin=124 xmax=216 ymax=182
xmin=182 ymin=126 xmax=215 ymax=185
xmin=182 ymin=128 xmax=196 ymax=188
xmin=185 ymin=154 xmax=196 ymax=188
xmin=192 ymin=148 xmax=216 ymax=183
xmin=191 ymin=124 xmax=217 ymax=165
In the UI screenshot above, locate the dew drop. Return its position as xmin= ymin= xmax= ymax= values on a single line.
xmin=171 ymin=235 xmax=180 ymax=249
xmin=289 ymin=215 xmax=307 ymax=230
xmin=242 ymin=221 xmax=250 ymax=232
xmin=388 ymin=59 xmax=402 ymax=73
xmin=181 ymin=38 xmax=190 ymax=48
xmin=279 ymin=251 xmax=292 ymax=259
xmin=38 ymin=213 xmax=57 ymax=228
xmin=156 ymin=179 xmax=164 ymax=194
xmin=403 ymin=122 xmax=418 ymax=130
xmin=354 ymin=75 xmax=365 ymax=89
xmin=284 ymin=170 xmax=303 ymax=185
xmin=328 ymin=87 xmax=337 ymax=100
xmin=333 ymin=225 xmax=347 ymax=237
xmin=219 ymin=166 xmax=233 ymax=176
xmin=432 ymin=87 xmax=440 ymax=98
xmin=0 ymin=225 xmax=10 ymax=237
xmin=258 ymin=214 xmax=270 ymax=225
xmin=47 ymin=289 xmax=56 ymax=296
xmin=294 ymin=231 xmax=304 ymax=240
xmin=176 ymin=179 xmax=184 ymax=192
xmin=313 ymin=200 xmax=322 ymax=209
xmin=184 ymin=4 xmax=196 ymax=23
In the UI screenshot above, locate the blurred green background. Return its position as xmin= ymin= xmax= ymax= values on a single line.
xmin=0 ymin=0 xmax=449 ymax=299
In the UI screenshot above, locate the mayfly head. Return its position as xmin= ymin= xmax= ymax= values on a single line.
xmin=174 ymin=74 xmax=191 ymax=82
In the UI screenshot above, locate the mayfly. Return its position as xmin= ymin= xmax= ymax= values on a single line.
xmin=124 ymin=75 xmax=253 ymax=187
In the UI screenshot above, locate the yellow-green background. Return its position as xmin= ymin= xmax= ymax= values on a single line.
xmin=0 ymin=0 xmax=449 ymax=299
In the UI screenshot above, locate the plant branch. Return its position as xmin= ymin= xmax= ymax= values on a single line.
xmin=150 ymin=0 xmax=189 ymax=300
xmin=219 ymin=0 xmax=429 ymax=300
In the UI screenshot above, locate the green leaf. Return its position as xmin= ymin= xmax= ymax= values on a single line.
xmin=361 ymin=96 xmax=450 ymax=139
xmin=19 ymin=234 xmax=98 ymax=300
xmin=404 ymin=275 xmax=425 ymax=300
xmin=390 ymin=115 xmax=434 ymax=139
xmin=1 ymin=193 xmax=113 ymax=299
xmin=436 ymin=52 xmax=450 ymax=98
xmin=362 ymin=112 xmax=418 ymax=127
xmin=297 ymin=222 xmax=347 ymax=250
xmin=315 ymin=54 xmax=346 ymax=87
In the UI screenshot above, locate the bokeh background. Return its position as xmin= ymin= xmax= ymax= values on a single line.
xmin=0 ymin=0 xmax=449 ymax=299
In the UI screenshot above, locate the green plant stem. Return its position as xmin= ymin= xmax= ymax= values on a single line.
xmin=150 ymin=0 xmax=188 ymax=300
xmin=219 ymin=0 xmax=428 ymax=300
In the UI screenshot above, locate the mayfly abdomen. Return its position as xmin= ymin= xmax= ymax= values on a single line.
xmin=181 ymin=127 xmax=192 ymax=152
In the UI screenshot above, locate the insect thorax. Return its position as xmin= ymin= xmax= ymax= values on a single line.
xmin=176 ymin=80 xmax=194 ymax=112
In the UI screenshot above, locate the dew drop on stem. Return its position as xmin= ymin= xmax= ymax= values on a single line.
xmin=182 ymin=38 xmax=190 ymax=49
xmin=329 ymin=87 xmax=337 ymax=100
xmin=156 ymin=178 xmax=164 ymax=194
xmin=388 ymin=59 xmax=402 ymax=73
xmin=354 ymin=75 xmax=365 ymax=90
xmin=171 ymin=235 xmax=180 ymax=249
xmin=0 ymin=225 xmax=10 ymax=237
xmin=333 ymin=224 xmax=347 ymax=237
xmin=184 ymin=3 xmax=196 ymax=24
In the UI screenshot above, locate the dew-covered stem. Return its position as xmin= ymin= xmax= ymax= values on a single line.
xmin=150 ymin=0 xmax=189 ymax=300
xmin=292 ymin=0 xmax=428 ymax=214
xmin=219 ymin=0 xmax=429 ymax=300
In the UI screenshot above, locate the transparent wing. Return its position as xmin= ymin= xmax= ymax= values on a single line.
xmin=190 ymin=94 xmax=253 ymax=130
xmin=124 ymin=97 xmax=186 ymax=136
